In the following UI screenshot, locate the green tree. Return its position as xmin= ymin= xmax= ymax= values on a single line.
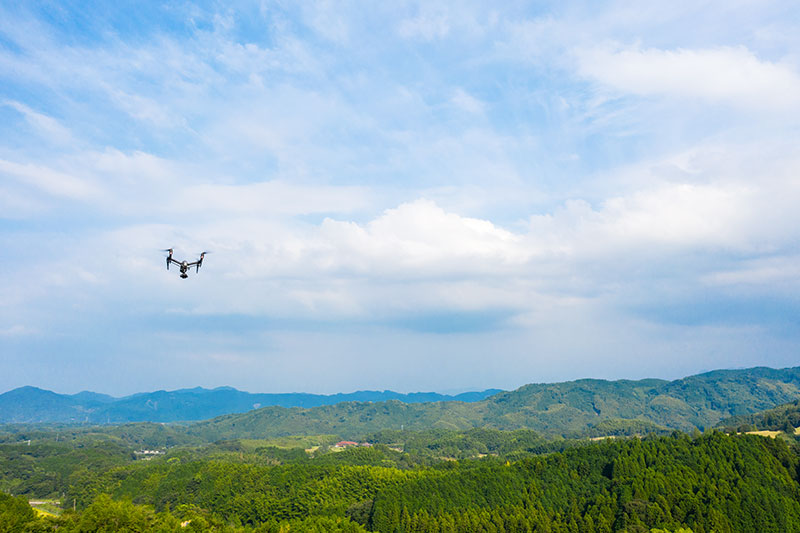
xmin=0 ymin=492 xmax=38 ymax=533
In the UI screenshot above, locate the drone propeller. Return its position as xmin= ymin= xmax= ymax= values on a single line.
xmin=196 ymin=251 xmax=210 ymax=272
xmin=161 ymin=248 xmax=174 ymax=269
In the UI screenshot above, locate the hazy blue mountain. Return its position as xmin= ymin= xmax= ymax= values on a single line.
xmin=0 ymin=386 xmax=86 ymax=423
xmin=71 ymin=391 xmax=116 ymax=403
xmin=0 ymin=385 xmax=502 ymax=424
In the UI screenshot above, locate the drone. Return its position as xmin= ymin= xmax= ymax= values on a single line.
xmin=163 ymin=248 xmax=208 ymax=279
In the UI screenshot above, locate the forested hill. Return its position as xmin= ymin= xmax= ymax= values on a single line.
xmin=188 ymin=366 xmax=800 ymax=439
xmin=5 ymin=366 xmax=800 ymax=433
xmin=7 ymin=432 xmax=800 ymax=532
xmin=0 ymin=386 xmax=502 ymax=424
xmin=717 ymin=399 xmax=800 ymax=433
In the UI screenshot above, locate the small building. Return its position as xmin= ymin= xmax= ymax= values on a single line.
xmin=333 ymin=441 xmax=372 ymax=449
xmin=134 ymin=449 xmax=165 ymax=460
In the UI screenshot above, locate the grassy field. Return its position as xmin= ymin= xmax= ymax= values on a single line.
xmin=745 ymin=430 xmax=784 ymax=438
xmin=28 ymin=499 xmax=62 ymax=517
xmin=237 ymin=434 xmax=338 ymax=452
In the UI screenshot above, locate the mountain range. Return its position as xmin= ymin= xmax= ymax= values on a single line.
xmin=0 ymin=385 xmax=502 ymax=424
xmin=186 ymin=366 xmax=800 ymax=439
xmin=5 ymin=366 xmax=800 ymax=439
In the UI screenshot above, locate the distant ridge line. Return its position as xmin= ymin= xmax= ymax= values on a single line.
xmin=5 ymin=366 xmax=800 ymax=434
xmin=186 ymin=365 xmax=800 ymax=439
xmin=0 ymin=385 xmax=504 ymax=424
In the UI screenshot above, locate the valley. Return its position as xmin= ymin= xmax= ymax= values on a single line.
xmin=4 ymin=366 xmax=800 ymax=531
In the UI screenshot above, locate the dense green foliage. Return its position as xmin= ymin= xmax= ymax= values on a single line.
xmin=0 ymin=492 xmax=369 ymax=532
xmin=363 ymin=428 xmax=573 ymax=461
xmin=0 ymin=422 xmax=201 ymax=448
xmin=0 ymin=440 xmax=130 ymax=498
xmin=0 ymin=491 xmax=39 ymax=533
xmin=72 ymin=460 xmax=423 ymax=523
xmin=718 ymin=399 xmax=800 ymax=434
xmin=370 ymin=432 xmax=800 ymax=532
xmin=4 ymin=430 xmax=800 ymax=531
xmin=0 ymin=431 xmax=793 ymax=532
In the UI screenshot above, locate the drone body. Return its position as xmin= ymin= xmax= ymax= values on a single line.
xmin=163 ymin=248 xmax=207 ymax=279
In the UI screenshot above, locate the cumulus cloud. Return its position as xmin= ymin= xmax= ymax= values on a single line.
xmin=75 ymin=148 xmax=796 ymax=319
xmin=318 ymin=199 xmax=527 ymax=275
xmin=529 ymin=183 xmax=756 ymax=255
xmin=3 ymin=1 xmax=800 ymax=393
xmin=576 ymin=45 xmax=800 ymax=110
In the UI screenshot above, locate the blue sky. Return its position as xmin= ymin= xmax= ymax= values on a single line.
xmin=2 ymin=1 xmax=800 ymax=395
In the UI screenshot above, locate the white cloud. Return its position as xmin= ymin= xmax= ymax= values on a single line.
xmin=107 ymin=88 xmax=185 ymax=128
xmin=178 ymin=181 xmax=371 ymax=216
xmin=2 ymin=100 xmax=74 ymax=144
xmin=576 ymin=45 xmax=800 ymax=110
xmin=529 ymin=182 xmax=755 ymax=255
xmin=0 ymin=147 xmax=373 ymax=219
xmin=0 ymin=186 xmax=45 ymax=217
xmin=0 ymin=159 xmax=99 ymax=200
xmin=318 ymin=199 xmax=528 ymax=275
xmin=77 ymin=149 xmax=800 ymax=308
xmin=86 ymin=149 xmax=178 ymax=183
xmin=703 ymin=256 xmax=800 ymax=288
xmin=450 ymin=88 xmax=484 ymax=114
